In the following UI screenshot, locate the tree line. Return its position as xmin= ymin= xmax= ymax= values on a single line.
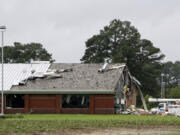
xmin=0 ymin=42 xmax=54 ymax=63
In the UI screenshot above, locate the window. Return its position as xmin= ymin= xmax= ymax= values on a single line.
xmin=62 ymin=95 xmax=89 ymax=108
xmin=6 ymin=94 xmax=24 ymax=108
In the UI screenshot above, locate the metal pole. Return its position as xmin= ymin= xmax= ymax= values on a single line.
xmin=163 ymin=81 xmax=165 ymax=98
xmin=161 ymin=75 xmax=163 ymax=98
xmin=1 ymin=31 xmax=4 ymax=116
xmin=161 ymin=74 xmax=166 ymax=98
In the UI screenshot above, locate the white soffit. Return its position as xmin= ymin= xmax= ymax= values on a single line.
xmin=0 ymin=63 xmax=50 ymax=90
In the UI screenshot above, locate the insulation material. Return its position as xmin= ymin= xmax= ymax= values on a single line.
xmin=98 ymin=63 xmax=108 ymax=72
xmin=47 ymin=68 xmax=73 ymax=74
xmin=123 ymin=85 xmax=129 ymax=94
xmin=121 ymin=99 xmax=125 ymax=104
xmin=81 ymin=96 xmax=85 ymax=105
xmin=98 ymin=63 xmax=126 ymax=73
xmin=116 ymin=97 xmax=120 ymax=104
xmin=66 ymin=95 xmax=71 ymax=103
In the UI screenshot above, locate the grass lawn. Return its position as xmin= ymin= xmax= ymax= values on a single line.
xmin=1 ymin=114 xmax=180 ymax=134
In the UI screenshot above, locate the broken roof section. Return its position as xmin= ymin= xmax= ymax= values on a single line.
xmin=11 ymin=63 xmax=126 ymax=92
xmin=0 ymin=62 xmax=50 ymax=90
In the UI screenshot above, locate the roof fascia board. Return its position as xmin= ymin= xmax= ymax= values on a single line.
xmin=4 ymin=90 xmax=114 ymax=94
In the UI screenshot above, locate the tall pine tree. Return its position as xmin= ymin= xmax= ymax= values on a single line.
xmin=81 ymin=19 xmax=165 ymax=96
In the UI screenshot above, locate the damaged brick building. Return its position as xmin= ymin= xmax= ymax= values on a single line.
xmin=0 ymin=62 xmax=138 ymax=114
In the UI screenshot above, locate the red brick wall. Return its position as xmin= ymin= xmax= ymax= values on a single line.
xmin=61 ymin=94 xmax=114 ymax=114
xmin=29 ymin=95 xmax=56 ymax=108
xmin=28 ymin=95 xmax=57 ymax=114
xmin=5 ymin=108 xmax=25 ymax=114
xmin=4 ymin=94 xmax=115 ymax=114
xmin=2 ymin=95 xmax=25 ymax=114
xmin=90 ymin=95 xmax=95 ymax=114
xmin=56 ymin=95 xmax=61 ymax=114
xmin=61 ymin=108 xmax=90 ymax=114
xmin=90 ymin=94 xmax=115 ymax=114
xmin=24 ymin=95 xmax=29 ymax=113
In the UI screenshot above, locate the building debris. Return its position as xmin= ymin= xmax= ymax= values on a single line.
xmin=132 ymin=76 xmax=141 ymax=86
xmin=47 ymin=68 xmax=73 ymax=74
xmin=98 ymin=62 xmax=126 ymax=73
xmin=136 ymin=108 xmax=149 ymax=115
xmin=66 ymin=95 xmax=71 ymax=103
xmin=132 ymin=76 xmax=147 ymax=111
xmin=81 ymin=96 xmax=85 ymax=105
xmin=98 ymin=60 xmax=108 ymax=72
xmin=95 ymin=60 xmax=149 ymax=115
xmin=137 ymin=86 xmax=148 ymax=111
xmin=15 ymin=68 xmax=73 ymax=86
xmin=43 ymin=72 xmax=63 ymax=79
xmin=119 ymin=106 xmax=149 ymax=115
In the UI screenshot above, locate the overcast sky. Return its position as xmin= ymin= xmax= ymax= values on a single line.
xmin=0 ymin=0 xmax=180 ymax=63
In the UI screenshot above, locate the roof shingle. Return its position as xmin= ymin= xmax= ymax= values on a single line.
xmin=11 ymin=63 xmax=125 ymax=91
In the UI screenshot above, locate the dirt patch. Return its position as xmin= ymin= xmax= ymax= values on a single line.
xmin=2 ymin=127 xmax=180 ymax=135
xmin=79 ymin=127 xmax=180 ymax=135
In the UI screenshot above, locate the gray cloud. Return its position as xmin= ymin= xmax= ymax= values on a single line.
xmin=0 ymin=0 xmax=180 ymax=62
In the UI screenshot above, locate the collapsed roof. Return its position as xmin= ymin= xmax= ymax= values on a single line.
xmin=10 ymin=63 xmax=126 ymax=93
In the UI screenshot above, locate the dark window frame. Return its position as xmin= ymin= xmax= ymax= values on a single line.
xmin=62 ymin=94 xmax=89 ymax=108
xmin=6 ymin=94 xmax=24 ymax=108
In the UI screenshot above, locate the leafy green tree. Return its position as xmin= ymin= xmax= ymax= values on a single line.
xmin=144 ymin=94 xmax=158 ymax=110
xmin=173 ymin=61 xmax=180 ymax=80
xmin=0 ymin=42 xmax=54 ymax=63
xmin=162 ymin=61 xmax=180 ymax=88
xmin=81 ymin=19 xmax=165 ymax=95
xmin=167 ymin=87 xmax=180 ymax=98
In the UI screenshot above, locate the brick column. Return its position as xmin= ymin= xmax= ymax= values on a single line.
xmin=24 ymin=95 xmax=29 ymax=114
xmin=56 ymin=95 xmax=61 ymax=114
xmin=90 ymin=95 xmax=95 ymax=114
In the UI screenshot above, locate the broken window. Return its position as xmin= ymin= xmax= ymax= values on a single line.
xmin=62 ymin=95 xmax=89 ymax=108
xmin=6 ymin=94 xmax=24 ymax=108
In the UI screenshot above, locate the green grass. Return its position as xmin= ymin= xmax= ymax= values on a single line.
xmin=1 ymin=114 xmax=180 ymax=133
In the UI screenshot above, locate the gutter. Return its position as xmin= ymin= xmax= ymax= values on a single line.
xmin=4 ymin=89 xmax=114 ymax=95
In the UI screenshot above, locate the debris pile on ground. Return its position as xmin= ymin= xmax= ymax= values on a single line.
xmin=119 ymin=105 xmax=149 ymax=115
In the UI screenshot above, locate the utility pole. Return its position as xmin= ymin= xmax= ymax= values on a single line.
xmin=0 ymin=25 xmax=6 ymax=117
xmin=161 ymin=73 xmax=165 ymax=98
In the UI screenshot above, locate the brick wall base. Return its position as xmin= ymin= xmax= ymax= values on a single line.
xmin=61 ymin=108 xmax=90 ymax=114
